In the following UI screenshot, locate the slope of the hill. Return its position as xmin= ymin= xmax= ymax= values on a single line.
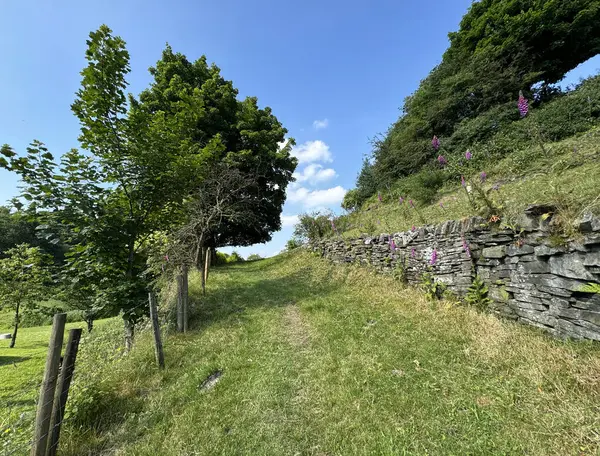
xmin=57 ymin=252 xmax=600 ymax=455
xmin=335 ymin=127 xmax=600 ymax=239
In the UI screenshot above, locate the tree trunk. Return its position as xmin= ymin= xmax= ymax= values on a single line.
xmin=86 ymin=317 xmax=94 ymax=333
xmin=9 ymin=302 xmax=20 ymax=348
xmin=124 ymin=318 xmax=134 ymax=352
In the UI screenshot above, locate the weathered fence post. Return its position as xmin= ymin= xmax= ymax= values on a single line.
xmin=31 ymin=313 xmax=66 ymax=456
xmin=204 ymin=247 xmax=211 ymax=289
xmin=47 ymin=328 xmax=82 ymax=456
xmin=148 ymin=292 xmax=165 ymax=369
xmin=182 ymin=264 xmax=189 ymax=333
xmin=177 ymin=272 xmax=184 ymax=332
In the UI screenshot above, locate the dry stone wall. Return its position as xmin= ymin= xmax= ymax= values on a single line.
xmin=310 ymin=206 xmax=600 ymax=341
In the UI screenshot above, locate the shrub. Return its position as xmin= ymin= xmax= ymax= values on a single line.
xmin=285 ymin=238 xmax=303 ymax=251
xmin=247 ymin=254 xmax=263 ymax=261
xmin=464 ymin=275 xmax=492 ymax=310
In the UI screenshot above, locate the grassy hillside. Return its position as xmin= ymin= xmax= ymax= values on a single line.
xmin=330 ymin=127 xmax=600 ymax=239
xmin=51 ymin=252 xmax=600 ymax=455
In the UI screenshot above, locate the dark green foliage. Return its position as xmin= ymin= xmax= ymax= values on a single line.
xmin=465 ymin=275 xmax=492 ymax=311
xmin=355 ymin=0 xmax=600 ymax=201
xmin=0 ymin=206 xmax=66 ymax=263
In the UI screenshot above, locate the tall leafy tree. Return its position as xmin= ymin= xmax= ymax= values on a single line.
xmin=137 ymin=46 xmax=297 ymax=249
xmin=0 ymin=244 xmax=51 ymax=348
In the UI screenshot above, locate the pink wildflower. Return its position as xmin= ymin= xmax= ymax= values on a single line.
xmin=389 ymin=239 xmax=396 ymax=251
xmin=432 ymin=135 xmax=440 ymax=151
xmin=518 ymin=90 xmax=529 ymax=118
xmin=378 ymin=193 xmax=382 ymax=202
xmin=437 ymin=155 xmax=447 ymax=166
xmin=411 ymin=248 xmax=416 ymax=258
xmin=399 ymin=196 xmax=404 ymax=205
xmin=461 ymin=175 xmax=466 ymax=187
xmin=409 ymin=199 xmax=415 ymax=208
xmin=430 ymin=249 xmax=438 ymax=266
xmin=480 ymin=171 xmax=487 ymax=183
xmin=465 ymin=150 xmax=472 ymax=160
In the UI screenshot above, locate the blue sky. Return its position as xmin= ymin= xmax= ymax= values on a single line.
xmin=1 ymin=0 xmax=599 ymax=258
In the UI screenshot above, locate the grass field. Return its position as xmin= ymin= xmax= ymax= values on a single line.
xmin=0 ymin=318 xmax=113 ymax=454
xmin=48 ymin=251 xmax=600 ymax=456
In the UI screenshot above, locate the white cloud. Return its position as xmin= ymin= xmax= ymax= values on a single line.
xmin=281 ymin=214 xmax=299 ymax=227
xmin=293 ymin=164 xmax=337 ymax=185
xmin=291 ymin=140 xmax=332 ymax=164
xmin=312 ymin=119 xmax=329 ymax=130
xmin=288 ymin=185 xmax=347 ymax=208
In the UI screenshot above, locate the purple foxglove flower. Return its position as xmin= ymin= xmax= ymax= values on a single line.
xmin=432 ymin=135 xmax=440 ymax=151
xmin=409 ymin=199 xmax=415 ymax=208
xmin=411 ymin=225 xmax=416 ymax=232
xmin=465 ymin=150 xmax=472 ymax=160
xmin=399 ymin=196 xmax=404 ymax=205
xmin=480 ymin=171 xmax=487 ymax=183
xmin=518 ymin=91 xmax=529 ymax=118
xmin=462 ymin=239 xmax=471 ymax=258
xmin=461 ymin=175 xmax=466 ymax=187
xmin=411 ymin=248 xmax=416 ymax=258
xmin=378 ymin=193 xmax=382 ymax=202
xmin=389 ymin=239 xmax=396 ymax=251
xmin=331 ymin=220 xmax=336 ymax=231
xmin=165 ymin=254 xmax=169 ymax=262
xmin=437 ymin=155 xmax=447 ymax=166
xmin=430 ymin=249 xmax=438 ymax=266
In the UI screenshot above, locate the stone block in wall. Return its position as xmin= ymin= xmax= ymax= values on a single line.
xmin=528 ymin=274 xmax=588 ymax=292
xmin=509 ymin=298 xmax=547 ymax=312
xmin=576 ymin=212 xmax=600 ymax=233
xmin=514 ymin=307 xmax=557 ymax=328
xmin=481 ymin=246 xmax=506 ymax=258
xmin=515 ymin=260 xmax=550 ymax=275
xmin=548 ymin=253 xmax=597 ymax=281
xmin=583 ymin=251 xmax=600 ymax=267
xmin=507 ymin=244 xmax=534 ymax=256
xmin=583 ymin=234 xmax=600 ymax=246
xmin=536 ymin=285 xmax=573 ymax=298
xmin=556 ymin=319 xmax=600 ymax=341
xmin=534 ymin=245 xmax=567 ymax=257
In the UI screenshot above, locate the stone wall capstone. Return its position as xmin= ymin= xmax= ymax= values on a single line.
xmin=310 ymin=206 xmax=600 ymax=341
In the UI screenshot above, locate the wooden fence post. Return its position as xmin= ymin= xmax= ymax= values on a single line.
xmin=31 ymin=313 xmax=66 ymax=456
xmin=148 ymin=292 xmax=165 ymax=369
xmin=204 ymin=247 xmax=211 ymax=287
xmin=176 ymin=272 xmax=184 ymax=332
xmin=47 ymin=328 xmax=82 ymax=456
xmin=182 ymin=264 xmax=189 ymax=333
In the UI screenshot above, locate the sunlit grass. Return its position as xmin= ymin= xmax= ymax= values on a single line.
xmin=53 ymin=252 xmax=600 ymax=455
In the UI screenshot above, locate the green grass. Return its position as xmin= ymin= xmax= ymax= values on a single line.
xmin=0 ymin=318 xmax=114 ymax=453
xmin=342 ymin=128 xmax=600 ymax=237
xmin=53 ymin=252 xmax=600 ymax=455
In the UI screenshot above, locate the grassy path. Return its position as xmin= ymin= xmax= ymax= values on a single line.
xmin=54 ymin=252 xmax=599 ymax=455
